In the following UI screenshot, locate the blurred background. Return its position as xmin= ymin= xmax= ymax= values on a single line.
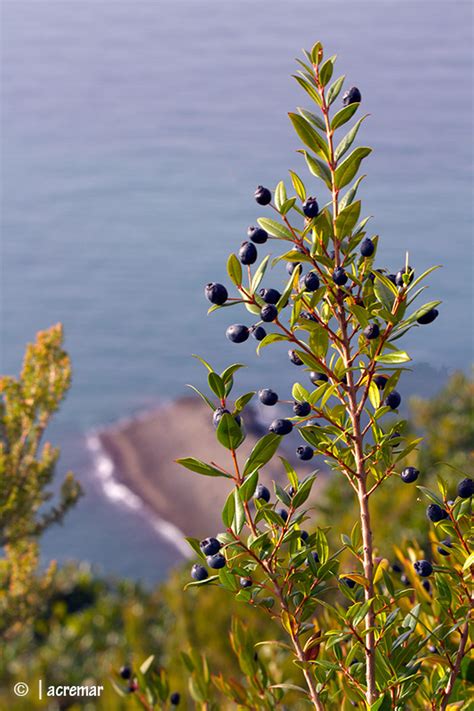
xmin=1 ymin=1 xmax=472 ymax=580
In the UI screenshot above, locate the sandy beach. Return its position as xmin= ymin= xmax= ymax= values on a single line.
xmin=97 ymin=397 xmax=321 ymax=540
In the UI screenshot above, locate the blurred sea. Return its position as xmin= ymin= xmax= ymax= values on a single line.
xmin=1 ymin=1 xmax=472 ymax=582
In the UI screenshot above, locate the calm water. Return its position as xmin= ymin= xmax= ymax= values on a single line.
xmin=1 ymin=1 xmax=473 ymax=581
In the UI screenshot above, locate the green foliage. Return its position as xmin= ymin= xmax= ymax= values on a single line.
xmin=0 ymin=325 xmax=82 ymax=639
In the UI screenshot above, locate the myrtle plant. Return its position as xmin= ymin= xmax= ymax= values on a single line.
xmin=123 ymin=43 xmax=472 ymax=709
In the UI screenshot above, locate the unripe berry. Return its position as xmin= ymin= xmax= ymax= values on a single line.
xmin=385 ymin=390 xmax=401 ymax=409
xmin=342 ymin=86 xmax=361 ymax=105
xmin=414 ymin=560 xmax=433 ymax=577
xmin=293 ymin=401 xmax=311 ymax=417
xmin=417 ymin=308 xmax=439 ymax=325
xmin=302 ymin=196 xmax=319 ymax=218
xmin=269 ymin=419 xmax=293 ymax=435
xmin=205 ymin=282 xmax=228 ymax=305
xmin=426 ymin=504 xmax=449 ymax=522
xmin=363 ymin=323 xmax=380 ymax=340
xmin=247 ymin=225 xmax=268 ymax=244
xmin=254 ymin=185 xmax=272 ymax=205
xmin=296 ymin=445 xmax=314 ymax=460
xmin=401 ymin=466 xmax=419 ymax=484
xmin=191 ymin=564 xmax=208 ymax=581
xmin=259 ymin=287 xmax=281 ymax=304
xmin=239 ymin=241 xmax=257 ymax=265
xmin=260 ymin=304 xmax=278 ymax=322
xmin=255 ymin=484 xmax=270 ymax=503
xmin=360 ymin=237 xmax=374 ymax=257
xmin=258 ymin=388 xmax=278 ymax=406
xmin=332 ymin=267 xmax=348 ymax=286
xmin=457 ymin=477 xmax=474 ymax=498
xmin=303 ymin=271 xmax=320 ymax=291
xmin=226 ymin=324 xmax=249 ymax=343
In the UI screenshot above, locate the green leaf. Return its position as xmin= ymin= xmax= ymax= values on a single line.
xmin=308 ymin=327 xmax=329 ymax=359
xmin=300 ymin=151 xmax=332 ymax=188
xmin=216 ymin=413 xmax=245 ymax=450
xmin=326 ymin=74 xmax=345 ymax=105
xmin=338 ymin=175 xmax=366 ymax=211
xmin=288 ymin=112 xmax=329 ymax=160
xmin=368 ymin=380 xmax=381 ymax=409
xmin=222 ymin=489 xmax=236 ymax=528
xmin=227 ymin=253 xmax=242 ymax=287
xmin=335 ymin=200 xmax=361 ymax=239
xmin=243 ymin=433 xmax=282 ymax=476
xmin=257 ymin=217 xmax=293 ymax=240
xmin=256 ymin=332 xmax=289 ymax=354
xmin=192 ymin=354 xmax=214 ymax=372
xmin=185 ymin=537 xmax=205 ymax=559
xmin=234 ymin=391 xmax=255 ymax=412
xmin=292 ymin=473 xmax=318 ymax=508
xmin=335 ymin=114 xmax=369 ymax=161
xmin=334 ymin=147 xmax=372 ymax=189
xmin=289 ymin=170 xmax=307 ymax=201
xmin=274 ymin=180 xmax=287 ymax=210
xmin=319 ymin=57 xmax=334 ymax=86
xmin=176 ymin=457 xmax=233 ymax=479
xmin=297 ymin=107 xmax=326 ymax=132
xmin=292 ymin=382 xmax=310 ymax=402
xmin=233 ymin=487 xmax=245 ymax=534
xmin=220 ymin=363 xmax=245 ymax=384
xmin=186 ymin=384 xmax=215 ymax=410
xmin=293 ymin=75 xmax=322 ymax=107
xmin=208 ymin=372 xmax=226 ymax=399
xmin=279 ymin=457 xmax=299 ymax=490
xmin=376 ymin=351 xmax=411 ymax=364
xmin=373 ymin=276 xmax=395 ymax=311
xmin=239 ymin=469 xmax=259 ymax=502
xmin=331 ymin=102 xmax=359 ymax=130
xmin=251 ymin=255 xmax=270 ymax=293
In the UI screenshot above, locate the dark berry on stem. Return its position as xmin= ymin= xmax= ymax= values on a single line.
xmin=401 ymin=466 xmax=419 ymax=484
xmin=304 ymin=271 xmax=320 ymax=291
xmin=120 ymin=666 xmax=132 ymax=680
xmin=310 ymin=371 xmax=329 ymax=384
xmin=422 ymin=580 xmax=431 ymax=593
xmin=363 ymin=323 xmax=380 ymax=340
xmin=250 ymin=325 xmax=266 ymax=341
xmin=254 ymin=185 xmax=272 ymax=205
xmin=401 ymin=574 xmax=409 ymax=585
xmin=258 ymin=388 xmax=278 ymax=406
xmin=426 ymin=504 xmax=449 ymax=522
xmin=332 ymin=267 xmax=348 ymax=286
xmin=240 ymin=577 xmax=252 ymax=588
xmin=287 ymin=261 xmax=301 ymax=275
xmin=255 ymin=484 xmax=270 ymax=503
xmin=392 ymin=562 xmax=403 ymax=574
xmin=170 ymin=692 xmax=181 ymax=706
xmin=374 ymin=375 xmax=388 ymax=390
xmin=293 ymin=401 xmax=311 ymax=417
xmin=310 ymin=551 xmax=319 ymax=564
xmin=342 ymin=86 xmax=361 ymax=105
xmin=385 ymin=390 xmax=401 ymax=409
xmin=226 ymin=324 xmax=249 ymax=343
xmin=414 ymin=560 xmax=433 ymax=578
xmin=260 ymin=288 xmax=281 ymax=304
xmin=360 ymin=237 xmax=374 ymax=257
xmin=395 ymin=266 xmax=414 ymax=287
xmin=387 ymin=274 xmax=397 ymax=285
xmin=437 ymin=539 xmax=453 ymax=556
xmin=247 ymin=225 xmax=268 ymax=244
xmin=289 ymin=349 xmax=303 ymax=366
xmin=239 ymin=241 xmax=257 ymax=265
xmin=457 ymin=477 xmax=474 ymax=498
xmin=191 ymin=564 xmax=208 ymax=581
xmin=199 ymin=537 xmax=221 ymax=556
xmin=276 ymin=507 xmax=288 ymax=522
xmin=417 ymin=308 xmax=439 ymax=325
xmin=260 ymin=304 xmax=278 ymax=322
xmin=341 ymin=577 xmax=356 ymax=588
xmin=300 ymin=530 xmax=309 ymax=541
xmin=302 ymin=196 xmax=319 ymax=218
xmin=205 ymin=282 xmax=228 ymax=305
xmin=213 ymin=407 xmax=229 ymax=428
xmin=207 ymin=553 xmax=226 ymax=569
xmin=269 ymin=419 xmax=293 ymax=435
xmin=297 ymin=445 xmax=314 ymax=461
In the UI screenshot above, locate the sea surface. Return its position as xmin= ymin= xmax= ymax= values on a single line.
xmin=1 ymin=1 xmax=472 ymax=582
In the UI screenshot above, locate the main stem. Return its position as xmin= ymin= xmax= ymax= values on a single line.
xmin=316 ymin=67 xmax=378 ymax=704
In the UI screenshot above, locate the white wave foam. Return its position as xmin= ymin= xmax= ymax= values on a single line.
xmin=86 ymin=433 xmax=191 ymax=558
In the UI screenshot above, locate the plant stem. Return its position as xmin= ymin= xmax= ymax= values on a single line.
xmin=440 ymin=617 xmax=470 ymax=710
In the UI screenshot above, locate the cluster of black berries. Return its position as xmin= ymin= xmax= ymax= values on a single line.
xmin=119 ymin=667 xmax=180 ymax=705
xmin=191 ymin=537 xmax=226 ymax=581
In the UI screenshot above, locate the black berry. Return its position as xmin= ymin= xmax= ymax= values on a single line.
xmin=360 ymin=238 xmax=374 ymax=257
xmin=240 ymin=577 xmax=252 ymax=588
xmin=199 ymin=537 xmax=221 ymax=556
xmin=250 ymin=325 xmax=266 ymax=341
xmin=422 ymin=579 xmax=431 ymax=593
xmin=260 ymin=304 xmax=278 ymax=322
xmin=170 ymin=693 xmax=181 ymax=706
xmin=226 ymin=324 xmax=249 ymax=343
xmin=297 ymin=445 xmax=314 ymax=460
xmin=363 ymin=323 xmax=380 ymax=340
xmin=310 ymin=371 xmax=329 ymax=384
xmin=395 ymin=266 xmax=414 ymax=287
xmin=341 ymin=576 xmax=356 ymax=588
xmin=374 ymin=374 xmax=388 ymax=390
xmin=304 ymin=271 xmax=320 ymax=291
xmin=414 ymin=560 xmax=433 ymax=578
xmin=342 ymin=86 xmax=361 ymax=106
xmin=401 ymin=466 xmax=419 ymax=484
xmin=255 ymin=484 xmax=270 ymax=503
xmin=276 ymin=507 xmax=288 ymax=521
xmin=247 ymin=225 xmax=268 ymax=244
xmin=392 ymin=562 xmax=403 ymax=574
xmin=300 ymin=530 xmax=309 ymax=541
xmin=120 ymin=666 xmax=132 ymax=680
xmin=287 ymin=261 xmax=301 ymax=275
xmin=293 ymin=401 xmax=311 ymax=417
xmin=260 ymin=288 xmax=281 ymax=304
xmin=269 ymin=419 xmax=293 ymax=435
xmin=385 ymin=390 xmax=401 ymax=409
xmin=417 ymin=308 xmax=439 ymax=325
xmin=426 ymin=504 xmax=449 ymax=523
xmin=205 ymin=282 xmax=228 ymax=305
xmin=302 ymin=196 xmax=319 ymax=218
xmin=239 ymin=241 xmax=257 ymax=265
xmin=457 ymin=477 xmax=474 ymax=498
xmin=437 ymin=539 xmax=453 ymax=556
xmin=191 ymin=564 xmax=208 ymax=581
xmin=288 ymin=349 xmax=303 ymax=366
xmin=258 ymin=388 xmax=278 ymax=406
xmin=332 ymin=267 xmax=348 ymax=286
xmin=254 ymin=185 xmax=272 ymax=205
xmin=207 ymin=553 xmax=226 ymax=569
